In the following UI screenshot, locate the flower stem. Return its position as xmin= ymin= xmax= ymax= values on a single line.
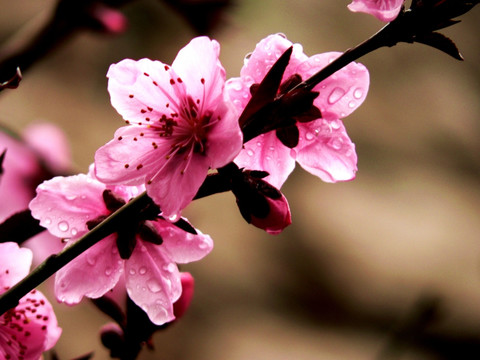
xmin=0 ymin=192 xmax=152 ymax=315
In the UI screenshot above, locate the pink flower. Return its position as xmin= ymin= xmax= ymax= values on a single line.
xmin=29 ymin=172 xmax=213 ymax=325
xmin=347 ymin=0 xmax=404 ymax=22
xmin=226 ymin=34 xmax=369 ymax=189
xmin=95 ymin=36 xmax=243 ymax=218
xmin=0 ymin=242 xmax=62 ymax=360
xmin=0 ymin=122 xmax=70 ymax=222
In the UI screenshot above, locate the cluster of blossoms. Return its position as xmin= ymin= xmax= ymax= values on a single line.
xmin=3 ymin=0 xmax=427 ymax=357
xmin=27 ymin=32 xmax=369 ymax=329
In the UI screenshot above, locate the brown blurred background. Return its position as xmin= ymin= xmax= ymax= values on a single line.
xmin=1 ymin=0 xmax=480 ymax=359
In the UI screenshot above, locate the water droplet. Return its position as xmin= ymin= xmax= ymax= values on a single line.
xmin=246 ymin=149 xmax=254 ymax=157
xmin=256 ymin=141 xmax=262 ymax=147
xmin=129 ymin=268 xmax=136 ymax=275
xmin=330 ymin=120 xmax=341 ymax=130
xmin=105 ymin=267 xmax=113 ymax=276
xmin=168 ymin=214 xmax=179 ymax=222
xmin=147 ymin=278 xmax=162 ymax=293
xmin=65 ymin=194 xmax=77 ymax=201
xmin=163 ymin=263 xmax=176 ymax=273
xmin=330 ymin=138 xmax=343 ymax=150
xmin=244 ymin=52 xmax=252 ymax=61
xmin=328 ymin=87 xmax=346 ymax=104
xmin=232 ymin=81 xmax=242 ymax=91
xmin=353 ymin=88 xmax=363 ymax=99
xmin=269 ymin=146 xmax=275 ymax=151
xmin=348 ymin=101 xmax=356 ymax=108
xmin=305 ymin=132 xmax=315 ymax=141
xmin=58 ymin=221 xmax=69 ymax=232
xmin=139 ymin=267 xmax=147 ymax=275
xmin=198 ymin=242 xmax=209 ymax=250
xmin=71 ymin=228 xmax=78 ymax=236
xmin=86 ymin=256 xmax=96 ymax=266
xmin=44 ymin=217 xmax=52 ymax=225
xmin=276 ymin=32 xmax=286 ymax=38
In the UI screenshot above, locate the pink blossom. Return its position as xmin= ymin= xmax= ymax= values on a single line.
xmin=226 ymin=34 xmax=369 ymax=189
xmin=29 ymin=172 xmax=213 ymax=325
xmin=0 ymin=242 xmax=62 ymax=360
xmin=0 ymin=122 xmax=70 ymax=222
xmin=347 ymin=0 xmax=404 ymax=22
xmin=95 ymin=36 xmax=243 ymax=218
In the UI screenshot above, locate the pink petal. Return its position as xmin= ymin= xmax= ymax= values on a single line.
xmin=205 ymin=99 xmax=243 ymax=169
xmin=0 ymin=242 xmax=32 ymax=290
xmin=29 ymin=174 xmax=107 ymax=239
xmin=107 ymin=58 xmax=180 ymax=125
xmin=153 ymin=218 xmax=213 ymax=263
xmin=173 ymin=272 xmax=194 ymax=319
xmin=146 ymin=152 xmax=210 ymax=218
xmin=240 ymin=33 xmax=308 ymax=83
xmin=55 ymin=235 xmax=123 ymax=304
xmin=23 ymin=122 xmax=71 ymax=174
xmin=172 ymin=37 xmax=225 ymax=110
xmin=1 ymin=289 xmax=61 ymax=360
xmin=348 ymin=0 xmax=404 ymax=22
xmin=95 ymin=125 xmax=170 ymax=186
xmin=295 ymin=119 xmax=357 ymax=182
xmin=295 ymin=52 xmax=370 ymax=120
xmin=124 ymin=241 xmax=182 ymax=325
xmin=234 ymin=132 xmax=295 ymax=189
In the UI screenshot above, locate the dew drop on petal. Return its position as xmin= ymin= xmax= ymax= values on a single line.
xmin=129 ymin=268 xmax=136 ymax=275
xmin=65 ymin=194 xmax=77 ymax=201
xmin=198 ymin=242 xmax=209 ymax=250
xmin=44 ymin=217 xmax=52 ymax=225
xmin=71 ymin=228 xmax=78 ymax=236
xmin=105 ymin=267 xmax=113 ymax=276
xmin=58 ymin=221 xmax=69 ymax=232
xmin=244 ymin=52 xmax=252 ymax=61
xmin=348 ymin=101 xmax=356 ymax=108
xmin=168 ymin=214 xmax=179 ymax=222
xmin=330 ymin=120 xmax=341 ymax=130
xmin=163 ymin=263 xmax=176 ymax=273
xmin=328 ymin=87 xmax=346 ymax=105
xmin=305 ymin=132 xmax=315 ymax=141
xmin=353 ymin=88 xmax=363 ymax=99
xmin=147 ymin=278 xmax=162 ymax=293
xmin=86 ymin=256 xmax=96 ymax=266
xmin=139 ymin=266 xmax=147 ymax=275
xmin=246 ymin=149 xmax=254 ymax=157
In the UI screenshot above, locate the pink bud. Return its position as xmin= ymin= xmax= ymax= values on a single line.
xmin=173 ymin=272 xmax=195 ymax=319
xmin=250 ymin=191 xmax=292 ymax=235
xmin=91 ymin=4 xmax=128 ymax=34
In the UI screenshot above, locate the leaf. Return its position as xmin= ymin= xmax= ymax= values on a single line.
xmin=415 ymin=31 xmax=463 ymax=60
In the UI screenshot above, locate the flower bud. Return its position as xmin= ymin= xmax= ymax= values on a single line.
xmin=173 ymin=272 xmax=195 ymax=319
xmin=232 ymin=170 xmax=292 ymax=234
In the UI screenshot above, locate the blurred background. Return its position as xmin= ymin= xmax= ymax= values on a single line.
xmin=1 ymin=0 xmax=480 ymax=359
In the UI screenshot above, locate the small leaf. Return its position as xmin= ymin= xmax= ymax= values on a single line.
xmin=415 ymin=31 xmax=463 ymax=60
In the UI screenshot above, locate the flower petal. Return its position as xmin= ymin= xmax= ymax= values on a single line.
xmin=146 ymin=152 xmax=210 ymax=218
xmin=1 ymin=289 xmax=62 ymax=360
xmin=153 ymin=218 xmax=213 ymax=263
xmin=205 ymin=99 xmax=243 ymax=169
xmin=234 ymin=132 xmax=295 ymax=189
xmin=295 ymin=119 xmax=357 ymax=182
xmin=125 ymin=241 xmax=182 ymax=325
xmin=348 ymin=0 xmax=404 ymax=22
xmin=55 ymin=235 xmax=123 ymax=304
xmin=107 ymin=58 xmax=181 ymax=125
xmin=0 ymin=242 xmax=32 ymax=290
xmin=29 ymin=174 xmax=107 ymax=238
xmin=296 ymin=52 xmax=370 ymax=120
xmin=172 ymin=36 xmax=225 ymax=109
xmin=94 ymin=125 xmax=171 ymax=186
